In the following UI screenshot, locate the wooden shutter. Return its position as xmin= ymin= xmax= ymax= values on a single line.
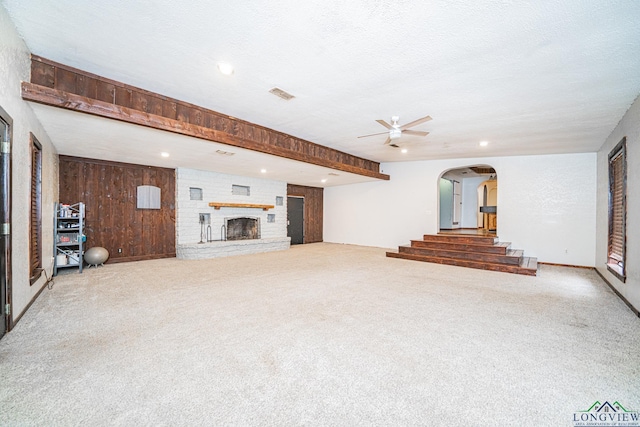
xmin=607 ymin=137 xmax=626 ymax=281
xmin=609 ymin=153 xmax=624 ymax=260
xmin=30 ymin=136 xmax=42 ymax=279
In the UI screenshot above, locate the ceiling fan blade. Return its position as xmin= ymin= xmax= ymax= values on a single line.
xmin=383 ymin=136 xmax=392 ymax=145
xmin=357 ymin=131 xmax=389 ymax=139
xmin=400 ymin=115 xmax=432 ymax=130
xmin=376 ymin=119 xmax=393 ymax=130
xmin=402 ymin=130 xmax=429 ymax=137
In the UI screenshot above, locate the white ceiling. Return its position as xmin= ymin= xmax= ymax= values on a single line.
xmin=3 ymin=0 xmax=640 ymax=187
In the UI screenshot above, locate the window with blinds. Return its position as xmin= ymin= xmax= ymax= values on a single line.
xmin=30 ymin=134 xmax=42 ymax=284
xmin=607 ymin=137 xmax=626 ymax=282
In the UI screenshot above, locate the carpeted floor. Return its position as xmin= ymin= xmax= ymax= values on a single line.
xmin=1 ymin=243 xmax=639 ymax=426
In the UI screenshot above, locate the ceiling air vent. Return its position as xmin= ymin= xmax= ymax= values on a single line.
xmin=269 ymin=87 xmax=295 ymax=101
xmin=215 ymin=149 xmax=235 ymax=156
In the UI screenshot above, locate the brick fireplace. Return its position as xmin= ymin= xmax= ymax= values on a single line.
xmin=175 ymin=168 xmax=290 ymax=259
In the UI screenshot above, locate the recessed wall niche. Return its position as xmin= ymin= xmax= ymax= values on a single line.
xmin=232 ymin=184 xmax=250 ymax=196
xmin=190 ymin=187 xmax=203 ymax=200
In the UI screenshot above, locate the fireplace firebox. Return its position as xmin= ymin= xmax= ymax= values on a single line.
xmin=225 ymin=217 xmax=260 ymax=240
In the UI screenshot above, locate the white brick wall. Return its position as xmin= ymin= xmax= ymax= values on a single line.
xmin=177 ymin=237 xmax=291 ymax=260
xmin=176 ymin=168 xmax=288 ymax=244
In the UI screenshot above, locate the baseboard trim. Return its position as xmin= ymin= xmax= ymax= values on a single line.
xmin=538 ymin=262 xmax=593 ymax=269
xmin=594 ymin=268 xmax=640 ymax=318
xmin=11 ymin=272 xmax=50 ymax=329
xmin=107 ymin=253 xmax=176 ymax=264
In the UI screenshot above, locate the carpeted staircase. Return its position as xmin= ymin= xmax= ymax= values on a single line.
xmin=386 ymin=233 xmax=538 ymax=276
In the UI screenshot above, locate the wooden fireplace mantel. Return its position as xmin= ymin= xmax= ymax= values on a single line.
xmin=208 ymin=202 xmax=274 ymax=211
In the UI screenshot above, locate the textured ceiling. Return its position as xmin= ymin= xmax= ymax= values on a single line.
xmin=3 ymin=0 xmax=640 ymax=185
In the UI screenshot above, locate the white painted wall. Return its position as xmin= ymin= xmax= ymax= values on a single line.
xmin=596 ymin=94 xmax=640 ymax=313
xmin=176 ymin=168 xmax=287 ymax=244
xmin=324 ymin=153 xmax=596 ymax=266
xmin=0 ymin=5 xmax=58 ymax=322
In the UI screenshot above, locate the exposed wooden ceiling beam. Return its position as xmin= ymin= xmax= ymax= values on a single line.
xmin=23 ymin=55 xmax=389 ymax=181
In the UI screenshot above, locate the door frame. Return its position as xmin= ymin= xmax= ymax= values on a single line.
xmin=0 ymin=105 xmax=13 ymax=337
xmin=439 ymin=165 xmax=497 ymax=234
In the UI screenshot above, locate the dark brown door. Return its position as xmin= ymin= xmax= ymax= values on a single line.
xmin=287 ymin=197 xmax=304 ymax=245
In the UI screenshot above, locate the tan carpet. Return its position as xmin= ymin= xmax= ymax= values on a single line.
xmin=1 ymin=243 xmax=639 ymax=426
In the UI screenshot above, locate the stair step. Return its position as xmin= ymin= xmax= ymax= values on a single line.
xmin=424 ymin=234 xmax=498 ymax=245
xmin=386 ymin=251 xmax=538 ymax=276
xmin=411 ymin=240 xmax=511 ymax=254
xmin=399 ymin=245 xmax=523 ymax=265
xmin=521 ymin=256 xmax=538 ymax=270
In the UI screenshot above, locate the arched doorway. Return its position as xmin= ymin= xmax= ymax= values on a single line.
xmin=438 ymin=165 xmax=497 ymax=235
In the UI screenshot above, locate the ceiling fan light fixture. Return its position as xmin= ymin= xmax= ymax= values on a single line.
xmin=358 ymin=114 xmax=431 ymax=147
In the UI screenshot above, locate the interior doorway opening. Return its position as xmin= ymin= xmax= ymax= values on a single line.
xmin=287 ymin=196 xmax=304 ymax=245
xmin=438 ymin=165 xmax=497 ymax=235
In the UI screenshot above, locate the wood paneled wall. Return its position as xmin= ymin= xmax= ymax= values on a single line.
xmin=287 ymin=184 xmax=323 ymax=243
xmin=59 ymin=156 xmax=175 ymax=263
xmin=27 ymin=55 xmax=389 ymax=180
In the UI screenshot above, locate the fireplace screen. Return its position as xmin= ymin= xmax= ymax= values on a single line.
xmin=226 ymin=217 xmax=260 ymax=240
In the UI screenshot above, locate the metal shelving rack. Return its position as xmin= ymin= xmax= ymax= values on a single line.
xmin=53 ymin=202 xmax=85 ymax=275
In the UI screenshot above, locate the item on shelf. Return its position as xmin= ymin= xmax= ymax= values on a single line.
xmin=67 ymin=252 xmax=80 ymax=265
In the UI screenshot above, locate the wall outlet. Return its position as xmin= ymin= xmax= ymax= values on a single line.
xmin=118 ymin=248 xmax=122 ymax=253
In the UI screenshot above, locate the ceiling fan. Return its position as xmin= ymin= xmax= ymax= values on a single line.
xmin=358 ymin=115 xmax=432 ymax=147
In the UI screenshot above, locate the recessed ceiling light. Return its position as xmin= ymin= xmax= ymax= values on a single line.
xmin=217 ymin=62 xmax=234 ymax=76
xmin=161 ymin=152 xmax=170 ymax=157
xmin=401 ymin=148 xmax=408 ymax=154
xmin=321 ymin=178 xmax=328 ymax=183
xmin=479 ymin=140 xmax=489 ymax=147
xmin=260 ymin=169 xmax=267 ymax=174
